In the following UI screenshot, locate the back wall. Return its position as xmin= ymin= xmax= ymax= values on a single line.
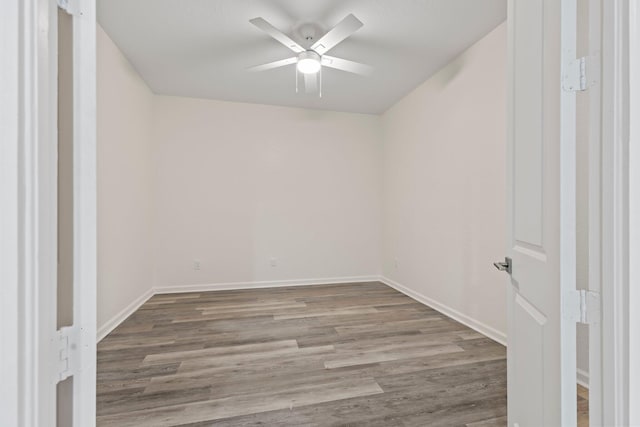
xmin=152 ymin=96 xmax=382 ymax=289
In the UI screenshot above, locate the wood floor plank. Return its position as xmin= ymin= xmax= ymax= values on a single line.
xmin=273 ymin=306 xmax=380 ymax=320
xmin=97 ymin=378 xmax=384 ymax=426
xmin=578 ymin=384 xmax=589 ymax=427
xmin=142 ymin=339 xmax=299 ymax=364
xmin=177 ymin=344 xmax=336 ymax=374
xmin=97 ymin=282 xmax=587 ymax=426
xmin=324 ymin=343 xmax=465 ymax=369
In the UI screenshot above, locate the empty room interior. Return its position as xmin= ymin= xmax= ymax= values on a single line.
xmin=62 ymin=0 xmax=595 ymax=425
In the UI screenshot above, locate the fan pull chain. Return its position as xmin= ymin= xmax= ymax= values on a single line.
xmin=319 ymin=66 xmax=322 ymax=98
xmin=295 ymin=67 xmax=299 ymax=93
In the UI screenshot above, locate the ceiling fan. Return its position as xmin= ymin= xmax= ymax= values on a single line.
xmin=248 ymin=14 xmax=373 ymax=96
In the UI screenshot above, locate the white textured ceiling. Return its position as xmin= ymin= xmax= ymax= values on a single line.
xmin=97 ymin=0 xmax=506 ymax=114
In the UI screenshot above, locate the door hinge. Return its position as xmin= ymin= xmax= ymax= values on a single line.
xmin=57 ymin=0 xmax=79 ymax=15
xmin=564 ymin=290 xmax=600 ymax=325
xmin=563 ymin=56 xmax=596 ymax=92
xmin=57 ymin=325 xmax=79 ymax=382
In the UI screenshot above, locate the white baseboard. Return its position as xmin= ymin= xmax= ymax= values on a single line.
xmin=379 ymin=276 xmax=507 ymax=347
xmin=154 ymin=275 xmax=380 ymax=295
xmin=97 ymin=287 xmax=155 ymax=342
xmin=97 ymin=276 xmax=379 ymax=342
xmin=577 ymin=368 xmax=590 ymax=389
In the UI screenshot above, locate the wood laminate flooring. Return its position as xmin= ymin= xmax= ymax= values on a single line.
xmin=577 ymin=385 xmax=589 ymax=427
xmin=97 ymin=281 xmax=586 ymax=426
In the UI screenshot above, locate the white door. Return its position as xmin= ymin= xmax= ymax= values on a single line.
xmin=504 ymin=0 xmax=578 ymax=425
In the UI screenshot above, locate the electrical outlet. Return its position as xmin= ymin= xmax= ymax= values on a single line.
xmin=194 ymin=260 xmax=201 ymax=271
xmin=270 ymin=257 xmax=277 ymax=267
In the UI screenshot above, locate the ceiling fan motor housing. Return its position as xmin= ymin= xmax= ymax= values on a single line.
xmin=296 ymin=22 xmax=322 ymax=44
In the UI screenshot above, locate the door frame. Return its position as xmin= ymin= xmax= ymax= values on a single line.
xmin=69 ymin=0 xmax=98 ymax=423
xmin=599 ymin=0 xmax=634 ymax=425
xmin=1 ymin=0 xmax=58 ymax=424
xmin=0 ymin=0 xmax=97 ymax=426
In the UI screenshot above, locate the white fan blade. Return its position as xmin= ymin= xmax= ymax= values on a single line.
xmin=304 ymin=73 xmax=318 ymax=93
xmin=311 ymin=14 xmax=363 ymax=55
xmin=250 ymin=17 xmax=305 ymax=53
xmin=321 ymin=55 xmax=373 ymax=76
xmin=248 ymin=57 xmax=297 ymax=72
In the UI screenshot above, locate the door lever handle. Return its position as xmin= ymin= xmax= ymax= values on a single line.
xmin=493 ymin=257 xmax=512 ymax=275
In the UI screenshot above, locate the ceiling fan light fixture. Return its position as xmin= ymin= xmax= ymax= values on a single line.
xmin=296 ymin=51 xmax=321 ymax=74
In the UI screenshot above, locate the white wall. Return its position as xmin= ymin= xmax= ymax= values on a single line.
xmin=380 ymin=23 xmax=508 ymax=342
xmin=97 ymin=25 xmax=155 ymax=333
xmin=151 ymin=97 xmax=382 ymax=288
